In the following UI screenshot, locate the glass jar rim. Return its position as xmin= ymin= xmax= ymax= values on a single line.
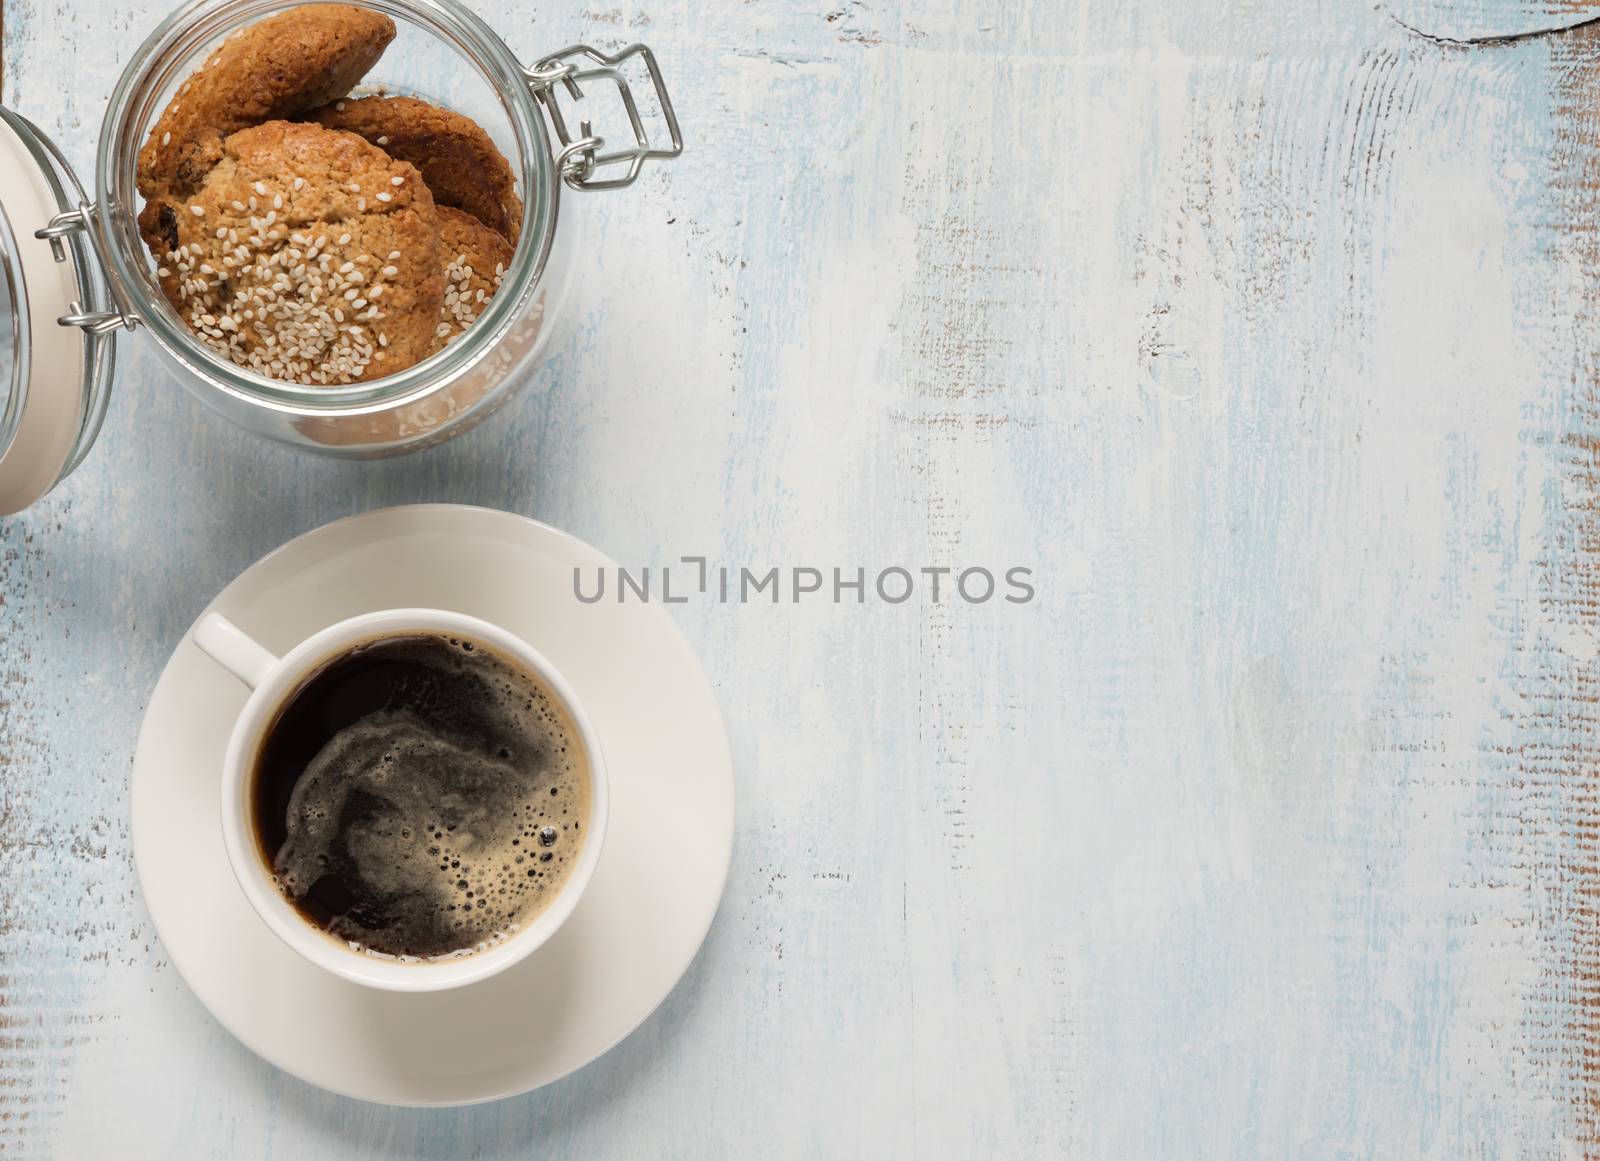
xmin=93 ymin=0 xmax=559 ymax=414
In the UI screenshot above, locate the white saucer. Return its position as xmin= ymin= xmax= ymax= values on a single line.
xmin=130 ymin=504 xmax=734 ymax=1106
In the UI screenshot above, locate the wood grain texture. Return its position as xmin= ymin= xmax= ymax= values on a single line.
xmin=6 ymin=0 xmax=1600 ymax=1155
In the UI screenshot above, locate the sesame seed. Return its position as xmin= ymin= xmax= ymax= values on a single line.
xmin=189 ymin=204 xmax=205 ymax=216
xmin=254 ymin=181 xmax=268 ymax=196
xmin=273 ymin=194 xmax=283 ymax=209
xmin=156 ymin=266 xmax=170 ymax=277
xmin=377 ymin=135 xmax=390 ymax=145
xmin=390 ymin=176 xmax=404 ymax=186
xmin=357 ymin=198 xmax=366 ymax=211
xmin=376 ymin=192 xmax=392 ymax=203
xmin=381 ymin=265 xmax=398 ymax=276
xmin=161 ymin=131 xmax=171 ymax=146
xmin=338 ymin=234 xmax=352 ymax=246
xmin=231 ymin=200 xmax=246 ymax=212
xmin=336 ymin=100 xmax=346 ymax=110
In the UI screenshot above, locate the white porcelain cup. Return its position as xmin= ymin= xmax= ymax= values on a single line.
xmin=192 ymin=607 xmax=608 ymax=993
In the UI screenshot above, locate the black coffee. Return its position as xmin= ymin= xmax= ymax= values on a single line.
xmin=251 ymin=632 xmax=589 ymax=960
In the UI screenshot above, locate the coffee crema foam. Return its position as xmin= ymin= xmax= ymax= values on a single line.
xmin=251 ymin=634 xmax=589 ymax=960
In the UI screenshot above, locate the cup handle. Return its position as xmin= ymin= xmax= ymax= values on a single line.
xmin=193 ymin=613 xmax=279 ymax=690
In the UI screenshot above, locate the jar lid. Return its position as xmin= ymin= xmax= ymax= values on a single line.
xmin=0 ymin=109 xmax=118 ymax=515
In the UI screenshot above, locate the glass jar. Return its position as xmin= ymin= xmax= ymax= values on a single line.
xmin=0 ymin=0 xmax=680 ymax=512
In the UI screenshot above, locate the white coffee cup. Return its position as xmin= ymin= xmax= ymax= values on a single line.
xmin=193 ymin=607 xmax=608 ymax=993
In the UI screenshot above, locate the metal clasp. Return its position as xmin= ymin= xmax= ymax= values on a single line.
xmin=36 ymin=207 xmax=137 ymax=335
xmin=525 ymin=44 xmax=683 ymax=192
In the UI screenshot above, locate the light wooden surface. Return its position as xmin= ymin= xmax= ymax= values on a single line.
xmin=7 ymin=0 xmax=1600 ymax=1155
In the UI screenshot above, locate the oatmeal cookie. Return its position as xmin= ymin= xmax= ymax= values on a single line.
xmin=152 ymin=120 xmax=444 ymax=384
xmin=306 ymin=95 xmax=522 ymax=243
xmin=431 ymin=206 xmax=513 ymax=352
xmin=138 ymin=5 xmax=394 ymax=201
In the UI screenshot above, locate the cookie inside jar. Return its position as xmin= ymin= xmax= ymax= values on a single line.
xmin=134 ymin=4 xmax=523 ymax=387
